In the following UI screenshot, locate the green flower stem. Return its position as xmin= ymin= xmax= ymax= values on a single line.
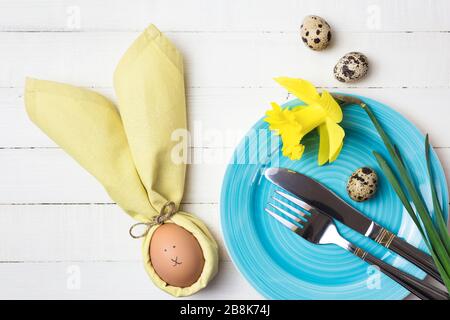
xmin=425 ymin=135 xmax=450 ymax=255
xmin=362 ymin=104 xmax=450 ymax=280
xmin=374 ymin=151 xmax=450 ymax=289
xmin=373 ymin=152 xmax=426 ymax=240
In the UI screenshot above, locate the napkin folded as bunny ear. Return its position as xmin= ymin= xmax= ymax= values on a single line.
xmin=24 ymin=24 xmax=219 ymax=297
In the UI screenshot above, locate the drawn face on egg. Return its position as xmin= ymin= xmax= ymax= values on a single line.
xmin=149 ymin=223 xmax=205 ymax=288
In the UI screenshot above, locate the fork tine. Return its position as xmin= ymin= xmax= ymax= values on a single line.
xmin=275 ymin=190 xmax=313 ymax=211
xmin=265 ymin=207 xmax=298 ymax=231
xmin=272 ymin=196 xmax=308 ymax=220
xmin=268 ymin=203 xmax=304 ymax=224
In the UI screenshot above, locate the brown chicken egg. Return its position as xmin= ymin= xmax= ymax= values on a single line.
xmin=149 ymin=223 xmax=205 ymax=288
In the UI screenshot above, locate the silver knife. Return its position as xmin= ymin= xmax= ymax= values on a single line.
xmin=265 ymin=167 xmax=443 ymax=284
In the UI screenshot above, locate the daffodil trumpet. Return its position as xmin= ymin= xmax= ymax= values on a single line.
xmin=265 ymin=77 xmax=345 ymax=165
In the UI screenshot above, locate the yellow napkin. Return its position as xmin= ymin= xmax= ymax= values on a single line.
xmin=24 ymin=24 xmax=218 ymax=297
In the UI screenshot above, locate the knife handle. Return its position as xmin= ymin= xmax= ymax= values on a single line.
xmin=369 ymin=226 xmax=443 ymax=284
xmin=388 ymin=235 xmax=443 ymax=284
xmin=361 ymin=251 xmax=449 ymax=300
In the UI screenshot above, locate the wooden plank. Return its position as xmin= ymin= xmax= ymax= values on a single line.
xmin=2 ymin=87 xmax=450 ymax=148
xmin=0 ymin=260 xmax=262 ymax=299
xmin=1 ymin=32 xmax=450 ymax=88
xmin=0 ymin=148 xmax=227 ymax=204
xmin=0 ymin=147 xmax=448 ymax=204
xmin=0 ymin=87 xmax=286 ymax=148
xmin=0 ymin=0 xmax=449 ymax=32
xmin=0 ymin=203 xmax=226 ymax=262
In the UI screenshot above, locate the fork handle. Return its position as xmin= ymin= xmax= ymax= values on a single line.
xmin=352 ymin=248 xmax=448 ymax=300
xmin=388 ymin=236 xmax=442 ymax=284
xmin=367 ymin=225 xmax=443 ymax=284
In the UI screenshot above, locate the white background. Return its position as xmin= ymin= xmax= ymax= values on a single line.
xmin=0 ymin=0 xmax=449 ymax=299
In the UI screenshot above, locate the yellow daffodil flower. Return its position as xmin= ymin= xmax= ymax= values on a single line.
xmin=264 ymin=77 xmax=345 ymax=165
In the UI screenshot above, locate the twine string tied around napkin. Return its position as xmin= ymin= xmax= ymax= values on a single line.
xmin=129 ymin=201 xmax=177 ymax=239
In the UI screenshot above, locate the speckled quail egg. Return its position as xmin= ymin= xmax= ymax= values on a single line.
xmin=334 ymin=52 xmax=369 ymax=82
xmin=347 ymin=167 xmax=378 ymax=202
xmin=300 ymin=15 xmax=332 ymax=51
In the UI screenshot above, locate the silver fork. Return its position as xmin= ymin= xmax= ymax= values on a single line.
xmin=265 ymin=190 xmax=449 ymax=300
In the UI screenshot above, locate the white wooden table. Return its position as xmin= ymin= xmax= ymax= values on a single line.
xmin=0 ymin=0 xmax=449 ymax=299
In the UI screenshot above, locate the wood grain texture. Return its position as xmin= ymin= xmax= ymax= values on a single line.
xmin=0 ymin=261 xmax=261 ymax=299
xmin=0 ymin=0 xmax=449 ymax=32
xmin=1 ymin=32 xmax=450 ymax=88
xmin=0 ymin=148 xmax=227 ymax=204
xmin=2 ymin=87 xmax=450 ymax=148
xmin=0 ymin=203 xmax=226 ymax=262
xmin=0 ymin=147 xmax=448 ymax=205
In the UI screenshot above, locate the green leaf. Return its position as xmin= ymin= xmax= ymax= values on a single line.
xmin=425 ymin=134 xmax=450 ymax=255
xmin=373 ymin=152 xmax=426 ymax=241
xmin=373 ymin=152 xmax=450 ymax=289
xmin=363 ymin=104 xmax=450 ymax=282
xmin=393 ymin=144 xmax=404 ymax=166
xmin=429 ymin=245 xmax=450 ymax=290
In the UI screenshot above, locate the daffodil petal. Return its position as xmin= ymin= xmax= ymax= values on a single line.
xmin=317 ymin=123 xmax=329 ymax=166
xmin=291 ymin=105 xmax=308 ymax=112
xmin=319 ymin=90 xmax=343 ymax=123
xmin=265 ymin=102 xmax=298 ymax=133
xmin=329 ymin=142 xmax=343 ymax=163
xmin=274 ymin=77 xmax=320 ymax=105
xmin=271 ymin=101 xmax=281 ymax=111
xmin=293 ymin=105 xmax=327 ymax=134
xmin=280 ymin=126 xmax=303 ymax=147
xmin=267 ymin=78 xmax=346 ymax=164
xmin=280 ymin=127 xmax=304 ymax=160
xmin=318 ymin=120 xmax=345 ymax=165
xmin=325 ymin=118 xmax=345 ymax=161
xmin=282 ymin=143 xmax=305 ymax=160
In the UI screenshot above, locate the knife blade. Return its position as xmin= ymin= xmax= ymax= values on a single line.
xmin=264 ymin=167 xmax=443 ymax=284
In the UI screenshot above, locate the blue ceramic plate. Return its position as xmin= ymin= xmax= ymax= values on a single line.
xmin=220 ymin=95 xmax=448 ymax=299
